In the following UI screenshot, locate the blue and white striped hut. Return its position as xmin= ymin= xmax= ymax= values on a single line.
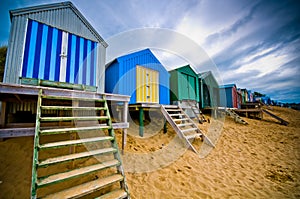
xmin=4 ymin=1 xmax=107 ymax=92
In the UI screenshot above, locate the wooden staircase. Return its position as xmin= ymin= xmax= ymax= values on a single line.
xmin=185 ymin=100 xmax=206 ymax=124
xmin=31 ymin=89 xmax=129 ymax=198
xmin=225 ymin=108 xmax=248 ymax=125
xmin=161 ymin=105 xmax=214 ymax=154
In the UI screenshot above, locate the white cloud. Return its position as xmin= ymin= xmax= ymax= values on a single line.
xmin=237 ymin=53 xmax=289 ymax=77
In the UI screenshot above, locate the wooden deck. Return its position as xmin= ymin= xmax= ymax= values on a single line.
xmin=0 ymin=83 xmax=130 ymax=149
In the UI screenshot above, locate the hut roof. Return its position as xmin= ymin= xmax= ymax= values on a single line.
xmin=198 ymin=71 xmax=219 ymax=86
xmin=10 ymin=1 xmax=107 ymax=47
xmin=219 ymin=84 xmax=236 ymax=89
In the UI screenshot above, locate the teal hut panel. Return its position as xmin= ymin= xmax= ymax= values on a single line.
xmin=169 ymin=65 xmax=199 ymax=102
xmin=198 ymin=71 xmax=220 ymax=108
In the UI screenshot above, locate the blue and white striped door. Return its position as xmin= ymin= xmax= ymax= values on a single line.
xmin=21 ymin=19 xmax=98 ymax=86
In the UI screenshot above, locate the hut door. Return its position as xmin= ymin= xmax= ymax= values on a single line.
xmin=181 ymin=73 xmax=196 ymax=101
xmin=21 ymin=19 xmax=98 ymax=86
xmin=136 ymin=66 xmax=159 ymax=103
xmin=188 ymin=75 xmax=196 ymax=100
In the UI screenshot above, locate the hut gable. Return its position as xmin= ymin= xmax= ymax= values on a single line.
xmin=169 ymin=65 xmax=199 ymax=102
xmin=105 ymin=49 xmax=170 ymax=104
xmin=4 ymin=1 xmax=107 ymax=93
xmin=9 ymin=1 xmax=107 ymax=45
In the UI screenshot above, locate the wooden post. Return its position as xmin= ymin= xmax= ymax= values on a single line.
xmin=0 ymin=102 xmax=6 ymax=128
xmin=139 ymin=107 xmax=144 ymax=137
xmin=163 ymin=119 xmax=167 ymax=134
xmin=200 ymin=79 xmax=204 ymax=109
xmin=0 ymin=102 xmax=6 ymax=141
xmin=122 ymin=102 xmax=128 ymax=154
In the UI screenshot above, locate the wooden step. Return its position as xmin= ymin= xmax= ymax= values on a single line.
xmin=177 ymin=123 xmax=193 ymax=127
xmin=169 ymin=113 xmax=185 ymax=117
xmin=37 ymin=159 xmax=120 ymax=187
xmin=181 ymin=128 xmax=198 ymax=133
xmin=39 ymin=136 xmax=114 ymax=149
xmin=42 ymin=95 xmax=106 ymax=102
xmin=185 ymin=134 xmax=202 ymax=140
xmin=38 ymin=160 xmax=119 ymax=186
xmin=40 ymin=116 xmax=109 ymax=122
xmin=43 ymin=174 xmax=124 ymax=199
xmin=41 ymin=106 xmax=106 ymax=111
xmin=40 ymin=125 xmax=111 ymax=135
xmin=165 ymin=109 xmax=181 ymax=112
xmin=162 ymin=105 xmax=178 ymax=109
xmin=173 ymin=118 xmax=189 ymax=122
xmin=96 ymin=189 xmax=128 ymax=199
xmin=38 ymin=148 xmax=117 ymax=167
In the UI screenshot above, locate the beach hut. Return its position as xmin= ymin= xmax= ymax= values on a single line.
xmin=248 ymin=90 xmax=254 ymax=102
xmin=169 ymin=65 xmax=199 ymax=105
xmin=240 ymin=88 xmax=248 ymax=104
xmin=237 ymin=88 xmax=242 ymax=109
xmin=219 ymin=84 xmax=238 ymax=108
xmin=4 ymin=1 xmax=107 ymax=93
xmin=198 ymin=71 xmax=220 ymax=109
xmin=105 ymin=48 xmax=170 ymax=105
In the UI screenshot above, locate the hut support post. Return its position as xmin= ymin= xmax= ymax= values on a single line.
xmin=139 ymin=107 xmax=144 ymax=137
xmin=122 ymin=102 xmax=128 ymax=154
xmin=0 ymin=102 xmax=6 ymax=128
xmin=163 ymin=118 xmax=167 ymax=133
xmin=200 ymin=79 xmax=204 ymax=109
xmin=0 ymin=102 xmax=6 ymax=141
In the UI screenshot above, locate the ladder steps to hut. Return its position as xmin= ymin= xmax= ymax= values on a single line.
xmin=42 ymin=95 xmax=106 ymax=102
xmin=96 ymin=189 xmax=128 ymax=199
xmin=43 ymin=174 xmax=124 ymax=199
xmin=41 ymin=105 xmax=107 ymax=111
xmin=225 ymin=109 xmax=248 ymax=124
xmin=169 ymin=113 xmax=185 ymax=117
xmin=186 ymin=100 xmax=206 ymax=123
xmin=40 ymin=116 xmax=109 ymax=122
xmin=38 ymin=147 xmax=117 ymax=167
xmin=31 ymin=89 xmax=129 ymax=198
xmin=37 ymin=159 xmax=120 ymax=187
xmin=161 ymin=105 xmax=215 ymax=155
xmin=181 ymin=128 xmax=198 ymax=134
xmin=177 ymin=123 xmax=193 ymax=127
xmin=38 ymin=136 xmax=114 ymax=149
xmin=40 ymin=125 xmax=111 ymax=135
xmin=185 ymin=133 xmax=202 ymax=140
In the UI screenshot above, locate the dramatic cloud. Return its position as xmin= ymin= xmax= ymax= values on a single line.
xmin=0 ymin=0 xmax=299 ymax=102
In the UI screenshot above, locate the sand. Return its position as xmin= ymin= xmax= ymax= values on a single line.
xmin=0 ymin=106 xmax=299 ymax=198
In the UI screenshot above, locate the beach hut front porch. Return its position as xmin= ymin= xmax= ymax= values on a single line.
xmin=105 ymin=49 xmax=170 ymax=137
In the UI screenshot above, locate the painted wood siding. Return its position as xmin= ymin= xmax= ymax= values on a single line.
xmin=169 ymin=65 xmax=199 ymax=103
xmin=21 ymin=19 xmax=98 ymax=86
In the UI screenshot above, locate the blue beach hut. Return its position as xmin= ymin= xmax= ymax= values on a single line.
xmin=105 ymin=49 xmax=170 ymax=105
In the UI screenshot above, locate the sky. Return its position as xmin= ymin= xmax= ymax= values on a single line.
xmin=0 ymin=0 xmax=300 ymax=103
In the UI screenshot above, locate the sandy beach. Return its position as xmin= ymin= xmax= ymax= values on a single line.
xmin=0 ymin=106 xmax=299 ymax=198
